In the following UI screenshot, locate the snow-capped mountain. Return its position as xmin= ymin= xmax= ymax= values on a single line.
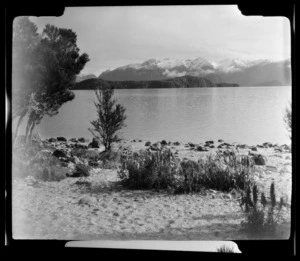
xmin=76 ymin=73 xmax=97 ymax=82
xmin=99 ymin=57 xmax=291 ymax=86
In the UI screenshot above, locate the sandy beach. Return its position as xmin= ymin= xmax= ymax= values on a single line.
xmin=12 ymin=139 xmax=292 ymax=240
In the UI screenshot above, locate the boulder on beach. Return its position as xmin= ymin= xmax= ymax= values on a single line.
xmin=48 ymin=137 xmax=58 ymax=143
xmin=150 ymin=143 xmax=161 ymax=151
xmin=196 ymin=146 xmax=208 ymax=152
xmin=53 ymin=149 xmax=67 ymax=158
xmin=78 ymin=195 xmax=97 ymax=206
xmin=75 ymin=143 xmax=88 ymax=149
xmin=78 ymin=137 xmax=86 ymax=143
xmin=161 ymin=140 xmax=168 ymax=146
xmin=251 ymin=154 xmax=267 ymax=165
xmin=218 ymin=139 xmax=224 ymax=143
xmin=145 ymin=141 xmax=152 ymax=146
xmin=237 ymin=144 xmax=247 ymax=149
xmin=173 ymin=141 xmax=181 ymax=146
xmin=57 ymin=137 xmax=67 ymax=142
xmin=188 ymin=142 xmax=196 ymax=147
xmin=205 ymin=140 xmax=214 ymax=144
xmin=250 ymin=146 xmax=258 ymax=151
xmin=88 ymin=138 xmax=100 ymax=148
xmin=69 ymin=138 xmax=78 ymax=142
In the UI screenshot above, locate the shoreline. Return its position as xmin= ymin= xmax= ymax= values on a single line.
xmin=12 ymin=136 xmax=292 ymax=240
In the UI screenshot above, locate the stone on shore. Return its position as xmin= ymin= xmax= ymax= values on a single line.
xmin=53 ymin=149 xmax=67 ymax=158
xmin=88 ymin=138 xmax=100 ymax=148
xmin=48 ymin=137 xmax=58 ymax=143
xmin=145 ymin=141 xmax=152 ymax=146
xmin=57 ymin=137 xmax=67 ymax=142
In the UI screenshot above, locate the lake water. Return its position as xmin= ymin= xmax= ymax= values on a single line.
xmin=15 ymin=87 xmax=291 ymax=146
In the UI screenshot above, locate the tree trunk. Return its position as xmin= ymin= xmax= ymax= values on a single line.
xmin=25 ymin=118 xmax=33 ymax=144
xmin=28 ymin=121 xmax=36 ymax=143
xmin=13 ymin=113 xmax=25 ymax=147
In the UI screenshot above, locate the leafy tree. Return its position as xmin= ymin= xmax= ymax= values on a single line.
xmin=12 ymin=16 xmax=40 ymax=143
xmin=12 ymin=17 xmax=90 ymax=144
xmin=89 ymin=85 xmax=126 ymax=152
xmin=283 ymin=101 xmax=291 ymax=139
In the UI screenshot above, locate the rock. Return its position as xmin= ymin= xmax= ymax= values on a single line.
xmin=69 ymin=138 xmax=78 ymax=142
xmin=217 ymin=144 xmax=224 ymax=149
xmin=205 ymin=140 xmax=214 ymax=144
xmin=257 ymin=144 xmax=264 ymax=148
xmin=188 ymin=142 xmax=196 ymax=147
xmin=150 ymin=143 xmax=161 ymax=151
xmin=161 ymin=140 xmax=168 ymax=146
xmin=222 ymin=194 xmax=232 ymax=200
xmin=209 ymin=145 xmax=214 ymax=148
xmin=132 ymin=139 xmax=136 ymax=142
xmin=139 ymin=140 xmax=143 ymax=142
xmin=250 ymin=146 xmax=258 ymax=151
xmin=173 ymin=141 xmax=181 ymax=146
xmin=252 ymin=154 xmax=267 ymax=165
xmin=218 ymin=139 xmax=224 ymax=143
xmin=57 ymin=137 xmax=67 ymax=142
xmin=48 ymin=137 xmax=58 ymax=143
xmin=145 ymin=141 xmax=152 ymax=146
xmin=78 ymin=137 xmax=86 ymax=142
xmin=237 ymin=144 xmax=247 ymax=149
xmin=286 ymin=155 xmax=291 ymax=160
xmin=280 ymin=144 xmax=291 ymax=152
xmin=266 ymin=165 xmax=278 ymax=172
xmin=78 ymin=196 xmax=97 ymax=206
xmin=274 ymin=148 xmax=283 ymax=153
xmin=88 ymin=138 xmax=100 ymax=148
xmin=263 ymin=142 xmax=273 ymax=148
xmin=75 ymin=143 xmax=88 ymax=149
xmin=53 ymin=149 xmax=67 ymax=158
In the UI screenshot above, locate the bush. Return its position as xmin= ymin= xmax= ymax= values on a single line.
xmin=71 ymin=148 xmax=100 ymax=160
xmin=118 ymin=149 xmax=178 ymax=190
xmin=216 ymin=245 xmax=235 ymax=253
xmin=68 ymin=163 xmax=91 ymax=177
xmin=118 ymin=149 xmax=254 ymax=193
xmin=13 ymin=147 xmax=68 ymax=182
xmin=173 ymin=151 xmax=254 ymax=193
xmin=240 ymin=182 xmax=285 ymax=234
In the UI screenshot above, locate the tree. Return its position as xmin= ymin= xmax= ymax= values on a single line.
xmin=12 ymin=18 xmax=90 ymax=144
xmin=89 ymin=85 xmax=127 ymax=152
xmin=283 ymin=101 xmax=291 ymax=139
xmin=12 ymin=17 xmax=40 ymax=144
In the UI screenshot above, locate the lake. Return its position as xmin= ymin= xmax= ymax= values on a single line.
xmin=15 ymin=86 xmax=291 ymax=146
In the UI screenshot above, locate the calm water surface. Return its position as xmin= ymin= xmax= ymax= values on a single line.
xmin=16 ymin=87 xmax=291 ymax=145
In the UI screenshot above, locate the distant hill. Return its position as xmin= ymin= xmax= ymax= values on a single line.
xmin=72 ymin=75 xmax=217 ymax=90
xmin=98 ymin=57 xmax=291 ymax=86
xmin=76 ymin=73 xmax=97 ymax=82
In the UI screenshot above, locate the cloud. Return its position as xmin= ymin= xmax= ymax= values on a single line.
xmin=163 ymin=69 xmax=187 ymax=78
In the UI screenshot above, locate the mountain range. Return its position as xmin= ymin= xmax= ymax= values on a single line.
xmin=96 ymin=57 xmax=291 ymax=87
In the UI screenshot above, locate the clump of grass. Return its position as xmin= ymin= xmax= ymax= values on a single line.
xmin=69 ymin=163 xmax=91 ymax=177
xmin=118 ymin=149 xmax=254 ymax=193
xmin=118 ymin=149 xmax=178 ymax=190
xmin=13 ymin=146 xmax=68 ymax=182
xmin=174 ymin=151 xmax=254 ymax=193
xmin=216 ymin=245 xmax=235 ymax=253
xmin=240 ymin=182 xmax=286 ymax=235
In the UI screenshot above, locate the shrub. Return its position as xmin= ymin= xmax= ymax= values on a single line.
xmin=174 ymin=151 xmax=254 ymax=193
xmin=240 ymin=182 xmax=285 ymax=234
xmin=118 ymin=149 xmax=178 ymax=190
xmin=13 ymin=147 xmax=68 ymax=182
xmin=71 ymin=148 xmax=100 ymax=160
xmin=216 ymin=245 xmax=235 ymax=253
xmin=69 ymin=163 xmax=91 ymax=177
xmin=118 ymin=149 xmax=254 ymax=193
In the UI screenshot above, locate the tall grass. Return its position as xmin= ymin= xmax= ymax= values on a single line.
xmin=240 ymin=182 xmax=286 ymax=234
xmin=118 ymin=149 xmax=254 ymax=193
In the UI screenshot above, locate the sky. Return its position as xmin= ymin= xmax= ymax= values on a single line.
xmin=29 ymin=5 xmax=291 ymax=76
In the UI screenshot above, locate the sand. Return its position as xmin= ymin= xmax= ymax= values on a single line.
xmin=12 ymin=140 xmax=292 ymax=240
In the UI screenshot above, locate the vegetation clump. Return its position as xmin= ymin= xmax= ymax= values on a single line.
xmin=240 ymin=182 xmax=286 ymax=235
xmin=118 ymin=149 xmax=254 ymax=193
